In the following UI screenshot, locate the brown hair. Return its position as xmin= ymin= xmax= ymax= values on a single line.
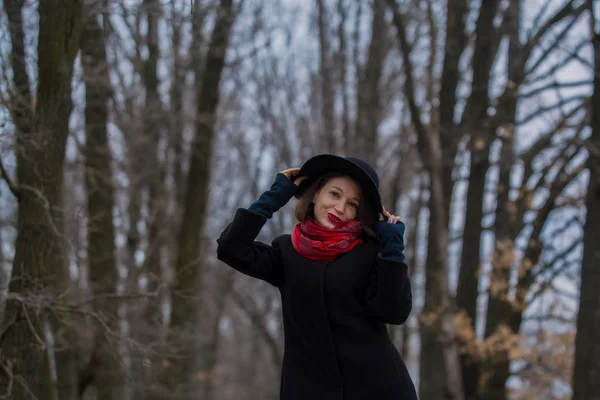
xmin=294 ymin=172 xmax=378 ymax=238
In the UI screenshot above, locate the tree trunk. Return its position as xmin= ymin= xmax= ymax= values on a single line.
xmin=480 ymin=0 xmax=588 ymax=397
xmin=81 ymin=8 xmax=124 ymax=399
xmin=479 ymin=1 xmax=522 ymax=397
xmin=400 ymin=176 xmax=425 ymax=359
xmin=5 ymin=0 xmax=32 ymax=134
xmin=153 ymin=0 xmax=236 ymax=397
xmin=196 ymin=272 xmax=235 ymax=400
xmin=437 ymin=0 xmax=469 ymax=203
xmin=141 ymin=0 xmax=166 ymax=324
xmin=336 ymin=0 xmax=351 ymax=153
xmin=480 ymin=124 xmax=516 ymax=400
xmin=455 ymin=2 xmax=502 ymax=397
xmin=0 ymin=2 xmax=83 ymax=399
xmin=0 ymin=205 xmax=5 ymax=327
xmin=356 ymin=0 xmax=386 ymax=165
xmin=572 ymin=8 xmax=600 ymax=399
xmin=386 ymin=3 xmax=465 ymax=398
xmin=316 ymin=0 xmax=337 ymax=153
xmin=348 ymin=0 xmax=363 ymax=156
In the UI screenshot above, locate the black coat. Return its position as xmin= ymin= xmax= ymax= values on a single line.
xmin=217 ymin=208 xmax=418 ymax=400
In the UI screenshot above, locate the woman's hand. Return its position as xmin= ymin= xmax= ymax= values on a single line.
xmin=380 ymin=206 xmax=402 ymax=224
xmin=280 ymin=167 xmax=307 ymax=186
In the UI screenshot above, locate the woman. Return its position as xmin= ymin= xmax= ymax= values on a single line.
xmin=217 ymin=154 xmax=417 ymax=400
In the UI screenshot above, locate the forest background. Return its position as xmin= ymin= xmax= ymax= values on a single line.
xmin=0 ymin=0 xmax=599 ymax=399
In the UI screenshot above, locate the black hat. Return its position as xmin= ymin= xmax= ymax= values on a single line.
xmin=293 ymin=154 xmax=383 ymax=217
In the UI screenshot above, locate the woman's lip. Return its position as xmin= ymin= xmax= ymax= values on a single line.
xmin=327 ymin=213 xmax=341 ymax=223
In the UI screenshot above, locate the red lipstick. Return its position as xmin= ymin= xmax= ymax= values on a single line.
xmin=327 ymin=213 xmax=341 ymax=223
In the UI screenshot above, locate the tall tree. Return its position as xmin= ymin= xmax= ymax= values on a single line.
xmin=356 ymin=0 xmax=387 ymax=164
xmin=455 ymin=1 xmax=504 ymax=396
xmin=481 ymin=2 xmax=587 ymax=397
xmin=316 ymin=0 xmax=337 ymax=153
xmin=572 ymin=4 xmax=600 ymax=398
xmin=80 ymin=3 xmax=124 ymax=398
xmin=386 ymin=1 xmax=465 ymax=398
xmin=153 ymin=0 xmax=237 ymax=397
xmin=0 ymin=1 xmax=83 ymax=399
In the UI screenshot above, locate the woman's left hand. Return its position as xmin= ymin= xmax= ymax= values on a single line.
xmin=380 ymin=207 xmax=402 ymax=224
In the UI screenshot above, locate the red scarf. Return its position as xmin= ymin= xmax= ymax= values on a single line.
xmin=291 ymin=217 xmax=363 ymax=261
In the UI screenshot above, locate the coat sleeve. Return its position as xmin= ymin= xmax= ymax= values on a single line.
xmin=216 ymin=208 xmax=283 ymax=287
xmin=365 ymin=256 xmax=412 ymax=325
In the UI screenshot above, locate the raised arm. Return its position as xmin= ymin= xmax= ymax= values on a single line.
xmin=216 ymin=170 xmax=305 ymax=286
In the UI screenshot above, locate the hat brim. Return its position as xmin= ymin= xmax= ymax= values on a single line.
xmin=293 ymin=154 xmax=383 ymax=217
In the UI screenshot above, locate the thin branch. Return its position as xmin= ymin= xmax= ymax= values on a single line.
xmin=525 ymin=5 xmax=587 ymax=77
xmin=522 ymin=0 xmax=583 ymax=63
xmin=522 ymin=313 xmax=575 ymax=324
xmin=0 ymin=303 xmax=22 ymax=347
xmin=21 ymin=302 xmax=46 ymax=349
xmin=527 ymin=253 xmax=581 ymax=307
xmin=533 ymin=235 xmax=582 ymax=280
xmin=0 ymin=358 xmax=13 ymax=399
xmin=518 ymin=102 xmax=586 ymax=184
xmin=548 ymin=282 xmax=580 ymax=302
xmin=231 ymin=290 xmax=282 ymax=367
xmin=525 ymin=0 xmax=554 ymax=40
xmin=548 ymin=215 xmax=585 ymax=240
xmin=520 ymin=80 xmax=592 ymax=100
xmin=526 ymin=39 xmax=591 ymax=87
xmin=517 ymin=94 xmax=587 ymax=126
xmin=516 ymin=161 xmax=586 ymax=296
xmin=528 ymin=133 xmax=585 ymax=197
xmin=0 ymin=156 xmax=20 ymax=198
xmin=386 ymin=0 xmax=427 ymax=140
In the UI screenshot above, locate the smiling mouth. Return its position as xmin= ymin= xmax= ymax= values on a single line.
xmin=327 ymin=213 xmax=341 ymax=223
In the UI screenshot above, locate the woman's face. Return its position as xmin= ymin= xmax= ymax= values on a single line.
xmin=312 ymin=176 xmax=362 ymax=228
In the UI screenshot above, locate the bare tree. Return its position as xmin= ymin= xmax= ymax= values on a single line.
xmin=0 ymin=1 xmax=591 ymax=398
xmin=154 ymin=0 xmax=237 ymax=397
xmin=455 ymin=1 xmax=503 ymax=395
xmin=80 ymin=2 xmax=124 ymax=397
xmin=386 ymin=1 xmax=589 ymax=399
xmin=316 ymin=0 xmax=337 ymax=153
xmin=572 ymin=3 xmax=600 ymax=398
xmin=355 ymin=0 xmax=388 ymax=165
xmin=386 ymin=1 xmax=465 ymax=398
xmin=0 ymin=1 xmax=83 ymax=399
xmin=480 ymin=2 xmax=588 ymax=397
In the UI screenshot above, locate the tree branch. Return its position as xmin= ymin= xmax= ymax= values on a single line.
xmin=520 ymin=79 xmax=592 ymax=100
xmin=525 ymin=5 xmax=587 ymax=77
xmin=548 ymin=215 xmax=585 ymax=240
xmin=5 ymin=0 xmax=33 ymax=133
xmin=0 ymin=156 xmax=20 ymax=198
xmin=528 ymin=132 xmax=585 ymax=197
xmin=533 ymin=234 xmax=582 ymax=280
xmin=231 ymin=290 xmax=282 ymax=367
xmin=516 ymin=159 xmax=586 ymax=304
xmin=522 ymin=0 xmax=584 ymax=64
xmin=518 ymin=102 xmax=586 ymax=184
xmin=459 ymin=0 xmax=502 ymax=128
xmin=517 ymin=94 xmax=586 ymax=126
xmin=386 ymin=0 xmax=428 ymax=145
xmin=527 ymin=249 xmax=581 ymax=307
xmin=527 ymin=39 xmax=591 ymax=87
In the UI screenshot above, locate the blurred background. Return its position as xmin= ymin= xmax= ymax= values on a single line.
xmin=0 ymin=0 xmax=598 ymax=399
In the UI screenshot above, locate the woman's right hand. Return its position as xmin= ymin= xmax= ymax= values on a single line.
xmin=280 ymin=167 xmax=307 ymax=186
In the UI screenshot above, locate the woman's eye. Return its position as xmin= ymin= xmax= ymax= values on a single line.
xmin=350 ymin=203 xmax=358 ymax=209
xmin=330 ymin=191 xmax=340 ymax=198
